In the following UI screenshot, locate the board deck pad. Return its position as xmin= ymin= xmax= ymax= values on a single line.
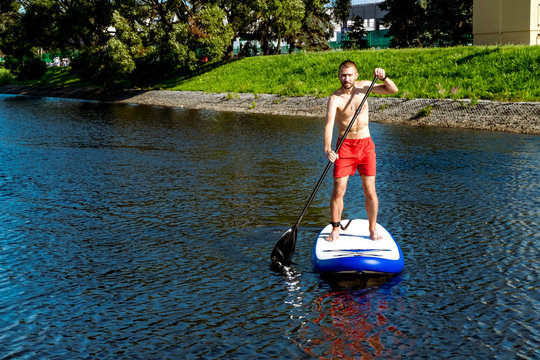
xmin=312 ymin=219 xmax=404 ymax=274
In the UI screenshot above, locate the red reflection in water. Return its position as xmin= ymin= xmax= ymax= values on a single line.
xmin=298 ymin=278 xmax=404 ymax=359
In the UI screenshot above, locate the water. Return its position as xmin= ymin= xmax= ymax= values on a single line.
xmin=0 ymin=94 xmax=538 ymax=359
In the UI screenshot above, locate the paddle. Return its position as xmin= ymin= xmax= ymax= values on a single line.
xmin=270 ymin=75 xmax=379 ymax=267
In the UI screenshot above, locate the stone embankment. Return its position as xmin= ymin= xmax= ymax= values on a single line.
xmin=1 ymin=85 xmax=539 ymax=134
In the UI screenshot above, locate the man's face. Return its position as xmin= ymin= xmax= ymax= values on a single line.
xmin=339 ymin=66 xmax=358 ymax=90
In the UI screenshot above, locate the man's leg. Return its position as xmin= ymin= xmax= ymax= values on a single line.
xmin=326 ymin=176 xmax=349 ymax=242
xmin=361 ymin=175 xmax=382 ymax=240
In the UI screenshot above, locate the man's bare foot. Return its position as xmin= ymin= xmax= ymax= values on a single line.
xmin=325 ymin=227 xmax=340 ymax=242
xmin=370 ymin=229 xmax=383 ymax=241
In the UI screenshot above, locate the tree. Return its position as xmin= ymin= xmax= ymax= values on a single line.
xmin=71 ymin=1 xmax=233 ymax=84
xmin=272 ymin=0 xmax=305 ymax=53
xmin=380 ymin=0 xmax=429 ymax=48
xmin=253 ymin=0 xmax=304 ymax=55
xmin=0 ymin=0 xmax=234 ymax=84
xmin=209 ymin=0 xmax=258 ymax=59
xmin=192 ymin=5 xmax=235 ymax=60
xmin=428 ymin=0 xmax=472 ymax=46
xmin=332 ymin=0 xmax=351 ymax=39
xmin=295 ymin=0 xmax=334 ymax=52
xmin=60 ymin=1 xmax=119 ymax=83
xmin=343 ymin=15 xmax=367 ymax=49
xmin=380 ymin=0 xmax=473 ymax=48
xmin=55 ymin=0 xmax=114 ymax=50
xmin=0 ymin=0 xmax=60 ymax=79
xmin=0 ymin=0 xmax=119 ymax=81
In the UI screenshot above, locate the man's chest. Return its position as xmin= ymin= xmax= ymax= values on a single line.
xmin=337 ymin=96 xmax=369 ymax=115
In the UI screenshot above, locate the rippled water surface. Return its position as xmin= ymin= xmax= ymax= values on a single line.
xmin=0 ymin=95 xmax=538 ymax=359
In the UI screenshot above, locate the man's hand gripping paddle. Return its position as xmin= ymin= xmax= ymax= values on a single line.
xmin=270 ymin=76 xmax=378 ymax=267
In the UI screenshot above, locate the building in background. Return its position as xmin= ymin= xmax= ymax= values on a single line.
xmin=350 ymin=0 xmax=387 ymax=32
xmin=473 ymin=0 xmax=540 ymax=45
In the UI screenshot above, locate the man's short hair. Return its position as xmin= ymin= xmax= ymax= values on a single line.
xmin=339 ymin=60 xmax=357 ymax=74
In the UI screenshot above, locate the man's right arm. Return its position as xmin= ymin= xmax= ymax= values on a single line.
xmin=324 ymin=95 xmax=338 ymax=162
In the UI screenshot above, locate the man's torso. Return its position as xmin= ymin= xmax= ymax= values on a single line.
xmin=333 ymin=81 xmax=371 ymax=139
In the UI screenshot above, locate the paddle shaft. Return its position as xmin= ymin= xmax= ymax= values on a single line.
xmin=291 ymin=76 xmax=378 ymax=230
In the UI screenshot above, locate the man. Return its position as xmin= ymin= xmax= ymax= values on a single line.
xmin=324 ymin=60 xmax=398 ymax=242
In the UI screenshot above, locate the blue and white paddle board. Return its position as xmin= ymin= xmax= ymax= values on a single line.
xmin=312 ymin=219 xmax=404 ymax=275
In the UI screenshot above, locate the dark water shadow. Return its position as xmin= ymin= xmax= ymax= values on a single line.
xmin=0 ymin=85 xmax=147 ymax=102
xmin=319 ymin=273 xmax=397 ymax=292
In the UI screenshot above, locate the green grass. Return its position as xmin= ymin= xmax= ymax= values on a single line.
xmin=162 ymin=45 xmax=540 ymax=102
xmin=14 ymin=66 xmax=90 ymax=87
xmin=7 ymin=45 xmax=540 ymax=102
xmin=416 ymin=105 xmax=433 ymax=118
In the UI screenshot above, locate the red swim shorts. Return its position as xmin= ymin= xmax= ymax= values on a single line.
xmin=333 ymin=137 xmax=376 ymax=178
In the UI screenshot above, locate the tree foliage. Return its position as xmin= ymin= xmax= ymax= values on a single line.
xmin=0 ymin=0 xmax=49 ymax=79
xmin=343 ymin=16 xmax=367 ymax=50
xmin=297 ymin=0 xmax=334 ymax=52
xmin=332 ymin=0 xmax=351 ymax=31
xmin=251 ymin=0 xmax=305 ymax=55
xmin=427 ymin=0 xmax=472 ymax=46
xmin=379 ymin=0 xmax=429 ymax=48
xmin=0 ymin=0 xmax=235 ymax=84
xmin=380 ymin=0 xmax=473 ymax=48
xmin=0 ymin=0 xmax=335 ymax=84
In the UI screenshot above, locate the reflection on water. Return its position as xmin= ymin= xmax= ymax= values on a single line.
xmin=287 ymin=274 xmax=404 ymax=359
xmin=0 ymin=94 xmax=538 ymax=359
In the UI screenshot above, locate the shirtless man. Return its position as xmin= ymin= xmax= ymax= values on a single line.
xmin=325 ymin=60 xmax=398 ymax=242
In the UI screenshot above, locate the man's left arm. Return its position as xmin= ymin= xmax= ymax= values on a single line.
xmin=372 ymin=68 xmax=398 ymax=95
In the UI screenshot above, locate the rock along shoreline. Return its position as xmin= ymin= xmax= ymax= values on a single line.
xmin=1 ymin=84 xmax=539 ymax=134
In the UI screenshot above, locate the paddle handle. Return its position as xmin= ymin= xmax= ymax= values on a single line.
xmin=292 ymin=76 xmax=379 ymax=229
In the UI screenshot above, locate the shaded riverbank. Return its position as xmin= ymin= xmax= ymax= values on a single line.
xmin=1 ymin=84 xmax=539 ymax=134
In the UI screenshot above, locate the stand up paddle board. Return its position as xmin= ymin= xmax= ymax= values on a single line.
xmin=312 ymin=219 xmax=404 ymax=275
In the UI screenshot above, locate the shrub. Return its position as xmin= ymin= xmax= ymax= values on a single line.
xmin=416 ymin=105 xmax=433 ymax=117
xmin=0 ymin=68 xmax=15 ymax=85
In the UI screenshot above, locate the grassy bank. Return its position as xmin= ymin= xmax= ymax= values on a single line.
xmin=162 ymin=45 xmax=539 ymax=102
xmin=8 ymin=45 xmax=540 ymax=102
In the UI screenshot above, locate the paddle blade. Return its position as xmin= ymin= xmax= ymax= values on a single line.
xmin=270 ymin=227 xmax=297 ymax=266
